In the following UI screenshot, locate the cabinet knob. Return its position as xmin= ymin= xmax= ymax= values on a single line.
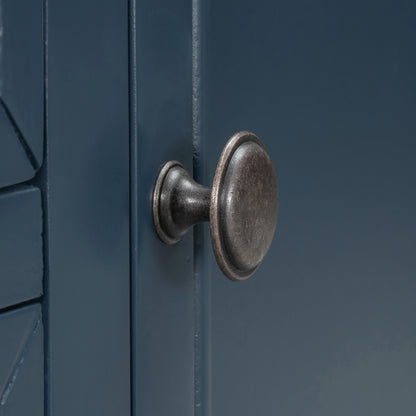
xmin=152 ymin=131 xmax=278 ymax=281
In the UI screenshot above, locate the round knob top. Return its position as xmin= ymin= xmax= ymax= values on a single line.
xmin=210 ymin=131 xmax=278 ymax=281
xmin=152 ymin=131 xmax=278 ymax=281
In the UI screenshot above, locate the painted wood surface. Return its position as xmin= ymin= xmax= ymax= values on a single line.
xmin=0 ymin=0 xmax=44 ymax=180
xmin=197 ymin=1 xmax=416 ymax=415
xmin=0 ymin=187 xmax=43 ymax=309
xmin=0 ymin=107 xmax=35 ymax=188
xmin=0 ymin=1 xmax=413 ymax=415
xmin=0 ymin=304 xmax=43 ymax=416
xmin=47 ymin=1 xmax=130 ymax=415
xmin=130 ymin=1 xmax=195 ymax=415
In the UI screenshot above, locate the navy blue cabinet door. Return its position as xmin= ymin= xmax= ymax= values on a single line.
xmin=131 ymin=1 xmax=416 ymax=416
xmin=3 ymin=1 xmax=412 ymax=415
xmin=129 ymin=1 xmax=416 ymax=416
xmin=195 ymin=1 xmax=416 ymax=416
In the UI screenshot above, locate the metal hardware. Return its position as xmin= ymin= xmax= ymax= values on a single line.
xmin=152 ymin=131 xmax=278 ymax=281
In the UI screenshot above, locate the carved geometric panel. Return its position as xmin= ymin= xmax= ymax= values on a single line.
xmin=0 ymin=0 xmax=44 ymax=187
xmin=0 ymin=107 xmax=35 ymax=188
xmin=0 ymin=304 xmax=43 ymax=416
xmin=0 ymin=187 xmax=43 ymax=309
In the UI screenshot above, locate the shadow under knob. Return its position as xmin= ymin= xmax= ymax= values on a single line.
xmin=152 ymin=131 xmax=278 ymax=281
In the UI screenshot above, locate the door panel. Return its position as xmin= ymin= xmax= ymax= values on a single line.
xmin=0 ymin=108 xmax=35 ymax=188
xmin=0 ymin=187 xmax=43 ymax=309
xmin=0 ymin=305 xmax=43 ymax=416
xmin=200 ymin=1 xmax=416 ymax=415
xmin=0 ymin=0 xmax=43 ymax=187
xmin=0 ymin=0 xmax=44 ymax=170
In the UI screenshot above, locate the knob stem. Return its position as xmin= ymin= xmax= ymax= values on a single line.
xmin=154 ymin=162 xmax=210 ymax=244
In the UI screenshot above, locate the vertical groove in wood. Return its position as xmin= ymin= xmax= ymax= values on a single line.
xmin=129 ymin=0 xmax=137 ymax=415
xmin=41 ymin=0 xmax=50 ymax=414
xmin=192 ymin=1 xmax=212 ymax=415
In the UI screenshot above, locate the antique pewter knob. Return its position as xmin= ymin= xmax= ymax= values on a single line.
xmin=152 ymin=131 xmax=278 ymax=281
